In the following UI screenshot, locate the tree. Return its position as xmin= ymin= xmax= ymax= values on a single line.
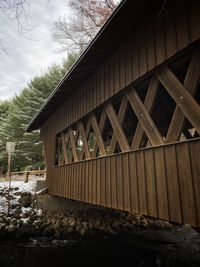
xmin=52 ymin=0 xmax=119 ymax=52
xmin=0 ymin=53 xmax=78 ymax=171
xmin=0 ymin=0 xmax=31 ymax=53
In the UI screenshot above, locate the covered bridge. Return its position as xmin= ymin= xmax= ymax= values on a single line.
xmin=27 ymin=0 xmax=200 ymax=227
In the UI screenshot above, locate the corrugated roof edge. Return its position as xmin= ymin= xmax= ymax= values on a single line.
xmin=26 ymin=0 xmax=127 ymax=132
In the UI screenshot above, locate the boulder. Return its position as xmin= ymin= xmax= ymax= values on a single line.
xmin=43 ymin=226 xmax=55 ymax=237
xmin=18 ymin=195 xmax=32 ymax=207
xmin=148 ymin=219 xmax=173 ymax=230
xmin=17 ymin=220 xmax=23 ymax=227
xmin=6 ymin=225 xmax=17 ymax=233
xmin=33 ymin=220 xmax=42 ymax=228
xmin=10 ymin=218 xmax=17 ymax=226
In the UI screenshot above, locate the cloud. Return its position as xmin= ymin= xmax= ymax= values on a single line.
xmin=0 ymin=0 xmax=69 ymax=101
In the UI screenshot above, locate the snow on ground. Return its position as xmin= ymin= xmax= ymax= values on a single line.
xmin=0 ymin=180 xmax=37 ymax=214
xmin=0 ymin=181 xmax=36 ymax=193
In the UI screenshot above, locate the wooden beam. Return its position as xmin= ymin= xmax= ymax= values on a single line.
xmin=131 ymin=77 xmax=159 ymax=149
xmin=68 ymin=127 xmax=79 ymax=162
xmin=109 ymin=95 xmax=128 ymax=154
xmin=61 ymin=133 xmax=69 ymax=164
xmin=57 ymin=138 xmax=62 ymax=165
xmin=92 ymin=110 xmax=107 ymax=157
xmin=166 ymin=47 xmax=200 ymax=142
xmin=80 ymin=120 xmax=91 ymax=160
xmin=157 ymin=65 xmax=200 ymax=136
xmin=183 ymin=129 xmax=192 ymax=139
xmin=77 ymin=121 xmax=91 ymax=160
xmin=74 ymin=130 xmax=79 ymax=145
xmin=90 ymin=113 xmax=107 ymax=156
xmin=105 ymin=102 xmax=130 ymax=152
xmin=126 ymin=88 xmax=164 ymax=146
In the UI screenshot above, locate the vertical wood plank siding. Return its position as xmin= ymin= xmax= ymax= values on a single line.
xmin=40 ymin=0 xmax=200 ymax=228
xmin=41 ymin=0 xmax=200 ymax=138
xmin=50 ymin=139 xmax=200 ymax=227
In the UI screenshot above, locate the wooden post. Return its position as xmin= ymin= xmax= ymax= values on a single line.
xmin=7 ymin=154 xmax=12 ymax=215
xmin=7 ymin=154 xmax=11 ymax=182
xmin=24 ymin=171 xmax=29 ymax=183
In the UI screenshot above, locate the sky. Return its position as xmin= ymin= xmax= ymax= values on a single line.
xmin=0 ymin=0 xmax=69 ymax=101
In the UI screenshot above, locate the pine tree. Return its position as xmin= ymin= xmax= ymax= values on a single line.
xmin=0 ymin=53 xmax=78 ymax=172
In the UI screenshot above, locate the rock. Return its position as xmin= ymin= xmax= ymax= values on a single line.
xmin=26 ymin=218 xmax=34 ymax=225
xmin=15 ymin=207 xmax=22 ymax=215
xmin=9 ymin=187 xmax=15 ymax=191
xmin=88 ymin=221 xmax=95 ymax=229
xmin=140 ymin=219 xmax=148 ymax=227
xmin=95 ymin=220 xmax=100 ymax=228
xmin=67 ymin=226 xmax=74 ymax=233
xmin=61 ymin=228 xmax=69 ymax=238
xmin=29 ymin=212 xmax=37 ymax=221
xmin=62 ymin=218 xmax=70 ymax=226
xmin=0 ymin=223 xmax=6 ymax=230
xmin=43 ymin=226 xmax=55 ymax=237
xmin=69 ymin=218 xmax=76 ymax=227
xmin=75 ymin=224 xmax=82 ymax=233
xmin=80 ymin=227 xmax=88 ymax=236
xmin=75 ymin=219 xmax=80 ymax=226
xmin=0 ymin=191 xmax=5 ymax=197
xmin=17 ymin=220 xmax=23 ymax=227
xmin=6 ymin=225 xmax=16 ymax=233
xmin=5 ymin=217 xmax=11 ymax=225
xmin=0 ymin=217 xmax=6 ymax=224
xmin=14 ymin=213 xmax=21 ymax=219
xmin=22 ymin=213 xmax=28 ymax=219
xmin=18 ymin=195 xmax=32 ymax=207
xmin=11 ymin=203 xmax=20 ymax=209
xmin=21 ymin=192 xmax=32 ymax=197
xmin=52 ymin=239 xmax=69 ymax=246
xmin=13 ymin=213 xmax=20 ymax=220
xmin=82 ymin=221 xmax=88 ymax=228
xmin=135 ymin=214 xmax=141 ymax=222
xmin=53 ymin=230 xmax=61 ymax=239
xmin=148 ymin=219 xmax=173 ymax=230
xmin=33 ymin=220 xmax=42 ymax=228
xmin=24 ymin=210 xmax=31 ymax=217
xmin=18 ymin=226 xmax=33 ymax=240
xmin=6 ymin=194 xmax=15 ymax=200
xmin=112 ymin=220 xmax=120 ymax=229
xmin=104 ymin=225 xmax=111 ymax=232
xmin=55 ymin=219 xmax=63 ymax=228
xmin=39 ymin=222 xmax=48 ymax=231
xmin=10 ymin=218 xmax=17 ymax=226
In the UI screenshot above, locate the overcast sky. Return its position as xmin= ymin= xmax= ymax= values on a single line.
xmin=0 ymin=0 xmax=69 ymax=101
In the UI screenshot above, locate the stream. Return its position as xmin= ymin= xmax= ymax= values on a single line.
xmin=0 ymin=236 xmax=193 ymax=267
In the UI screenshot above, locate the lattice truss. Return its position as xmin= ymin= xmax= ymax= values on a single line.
xmin=55 ymin=46 xmax=200 ymax=165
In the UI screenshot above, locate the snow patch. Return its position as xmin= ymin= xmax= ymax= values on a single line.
xmin=0 ymin=181 xmax=36 ymax=193
xmin=0 ymin=181 xmax=36 ymax=214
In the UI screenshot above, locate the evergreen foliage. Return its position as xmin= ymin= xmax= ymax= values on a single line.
xmin=0 ymin=53 xmax=79 ymax=173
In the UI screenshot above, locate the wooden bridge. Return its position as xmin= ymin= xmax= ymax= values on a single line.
xmin=27 ymin=0 xmax=200 ymax=227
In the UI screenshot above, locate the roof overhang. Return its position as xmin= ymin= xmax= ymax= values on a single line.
xmin=27 ymin=0 xmax=162 ymax=132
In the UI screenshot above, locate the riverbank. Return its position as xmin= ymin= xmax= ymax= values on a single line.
xmin=0 ymin=181 xmax=200 ymax=266
xmin=0 ymin=180 xmax=174 ymax=240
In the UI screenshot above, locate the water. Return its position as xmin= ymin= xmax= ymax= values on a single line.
xmin=0 ymin=237 xmax=190 ymax=267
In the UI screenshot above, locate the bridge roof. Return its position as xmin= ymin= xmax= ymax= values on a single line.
xmin=27 ymin=0 xmax=161 ymax=132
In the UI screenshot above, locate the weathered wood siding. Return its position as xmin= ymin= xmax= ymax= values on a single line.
xmin=41 ymin=0 xmax=200 ymax=137
xmin=48 ymin=138 xmax=200 ymax=227
xmin=40 ymin=0 xmax=200 ymax=227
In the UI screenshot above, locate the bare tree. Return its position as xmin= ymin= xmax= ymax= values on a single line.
xmin=52 ymin=0 xmax=120 ymax=52
xmin=0 ymin=0 xmax=30 ymax=53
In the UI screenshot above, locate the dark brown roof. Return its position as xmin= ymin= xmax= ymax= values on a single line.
xmin=27 ymin=0 xmax=162 ymax=132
